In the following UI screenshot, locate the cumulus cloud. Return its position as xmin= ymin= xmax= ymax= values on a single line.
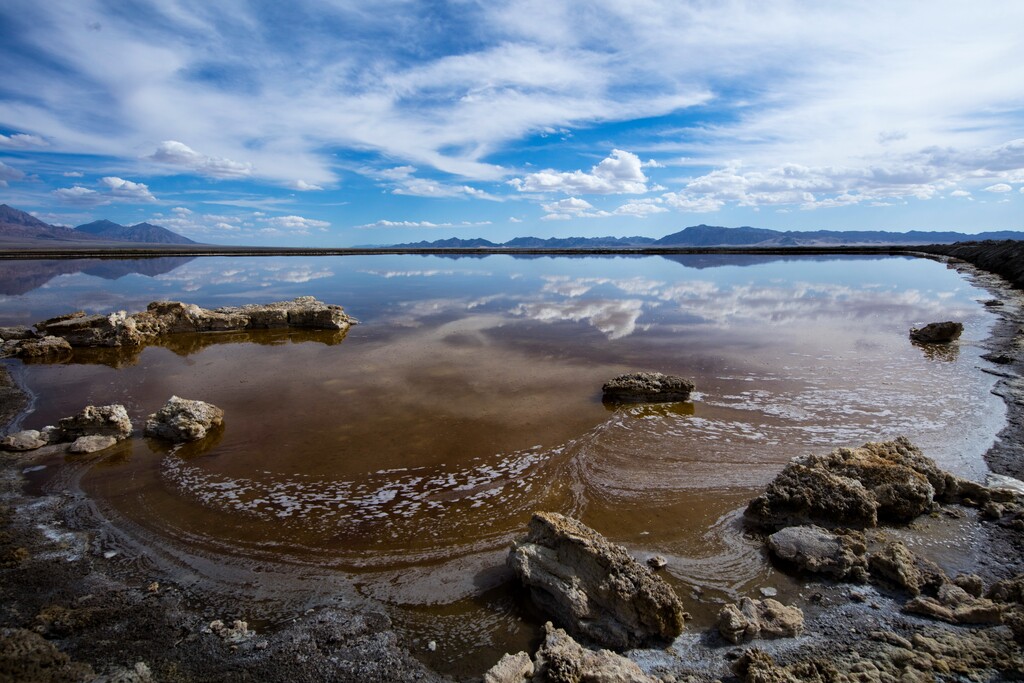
xmin=984 ymin=183 xmax=1012 ymax=193
xmin=510 ymin=150 xmax=649 ymax=195
xmin=950 ymin=189 xmax=971 ymax=197
xmin=372 ymin=165 xmax=498 ymax=200
xmin=266 ymin=215 xmax=331 ymax=232
xmin=100 ymin=176 xmax=156 ymax=202
xmin=52 ymin=185 xmax=105 ymax=206
xmin=149 ymin=141 xmax=253 ymax=178
xmin=0 ymin=133 xmax=46 ymax=148
xmin=356 ymin=219 xmax=493 ymax=229
xmin=0 ymin=160 xmax=25 ymax=186
xmin=289 ymin=179 xmax=323 ymax=191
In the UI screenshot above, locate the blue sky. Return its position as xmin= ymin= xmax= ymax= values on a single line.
xmin=0 ymin=1 xmax=1022 ymax=246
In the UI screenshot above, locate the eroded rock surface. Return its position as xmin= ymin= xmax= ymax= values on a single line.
xmin=507 ymin=512 xmax=685 ymax=649
xmin=68 ymin=435 xmax=118 ymax=454
xmin=910 ymin=321 xmax=964 ymax=344
xmin=57 ymin=405 xmax=132 ymax=442
xmin=717 ymin=597 xmax=804 ymax=644
xmin=2 ymin=335 xmax=72 ymax=359
xmin=601 ymin=372 xmax=695 ymax=403
xmin=745 ymin=437 xmax=996 ymax=530
xmin=767 ymin=525 xmax=868 ymax=581
xmin=1 ymin=430 xmax=47 ymax=452
xmin=484 ymin=622 xmax=657 ymax=683
xmin=144 ymin=396 xmax=224 ymax=442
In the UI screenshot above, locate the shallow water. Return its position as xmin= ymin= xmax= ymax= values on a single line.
xmin=1 ymin=253 xmax=1008 ymax=677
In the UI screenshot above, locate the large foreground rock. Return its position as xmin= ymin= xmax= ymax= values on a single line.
xmin=144 ymin=396 xmax=224 ymax=442
xmin=745 ymin=437 xmax=996 ymax=530
xmin=507 ymin=512 xmax=685 ymax=649
xmin=31 ymin=297 xmax=355 ymax=349
xmin=767 ymin=525 xmax=868 ymax=581
xmin=57 ymin=405 xmax=132 ymax=442
xmin=910 ymin=321 xmax=963 ymax=344
xmin=601 ymin=372 xmax=695 ymax=403
xmin=483 ymin=622 xmax=657 ymax=683
xmin=717 ymin=597 xmax=804 ymax=644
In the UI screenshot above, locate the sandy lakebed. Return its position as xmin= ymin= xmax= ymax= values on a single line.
xmin=2 ymin=242 xmax=1024 ymax=682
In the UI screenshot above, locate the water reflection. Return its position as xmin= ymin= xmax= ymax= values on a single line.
xmin=0 ymin=257 xmax=195 ymax=295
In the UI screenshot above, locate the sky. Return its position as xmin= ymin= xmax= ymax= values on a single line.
xmin=0 ymin=1 xmax=1022 ymax=247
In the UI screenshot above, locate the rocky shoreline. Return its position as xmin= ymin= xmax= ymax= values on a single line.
xmin=2 ymin=245 xmax=1024 ymax=681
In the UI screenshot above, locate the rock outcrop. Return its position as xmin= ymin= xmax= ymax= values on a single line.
xmin=68 ymin=434 xmax=119 ymax=454
xmin=601 ymin=372 xmax=695 ymax=403
xmin=0 ymin=430 xmax=47 ymax=452
xmin=868 ymin=541 xmax=945 ymax=596
xmin=1 ymin=297 xmax=356 ymax=357
xmin=483 ymin=622 xmax=657 ymax=683
xmin=910 ymin=321 xmax=963 ymax=344
xmin=745 ymin=437 xmax=997 ymax=530
xmin=507 ymin=512 xmax=685 ymax=649
xmin=144 ymin=397 xmax=224 ymax=442
xmin=904 ymin=583 xmax=1002 ymax=625
xmin=767 ymin=525 xmax=868 ymax=581
xmin=717 ymin=597 xmax=804 ymax=644
xmin=57 ymin=405 xmax=132 ymax=442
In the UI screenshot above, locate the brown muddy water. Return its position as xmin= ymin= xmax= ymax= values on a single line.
xmin=0 ymin=253 xmax=1010 ymax=677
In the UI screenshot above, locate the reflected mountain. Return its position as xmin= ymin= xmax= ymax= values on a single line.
xmin=658 ymin=253 xmax=916 ymax=270
xmin=0 ymin=257 xmax=196 ymax=295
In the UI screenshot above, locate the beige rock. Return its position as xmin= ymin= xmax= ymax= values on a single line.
xmin=530 ymin=622 xmax=658 ymax=683
xmin=2 ymin=335 xmax=73 ymax=359
xmin=904 ymin=583 xmax=1002 ymax=625
xmin=58 ymin=404 xmax=132 ymax=442
xmin=717 ymin=597 xmax=804 ymax=644
xmin=601 ymin=372 xmax=695 ymax=403
xmin=1 ymin=430 xmax=47 ymax=452
xmin=482 ymin=652 xmax=534 ymax=683
xmin=507 ymin=512 xmax=685 ymax=649
xmin=144 ymin=396 xmax=224 ymax=442
xmin=68 ymin=435 xmax=118 ymax=454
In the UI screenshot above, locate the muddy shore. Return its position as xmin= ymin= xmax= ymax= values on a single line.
xmin=2 ymin=243 xmax=1024 ymax=682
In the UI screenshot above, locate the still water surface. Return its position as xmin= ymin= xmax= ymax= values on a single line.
xmin=0 ymin=253 xmax=1006 ymax=676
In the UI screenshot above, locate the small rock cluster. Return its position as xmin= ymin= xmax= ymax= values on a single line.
xmin=601 ymin=372 xmax=695 ymax=404
xmin=0 ymin=297 xmax=355 ymax=359
xmin=2 ymin=397 xmax=224 ymax=455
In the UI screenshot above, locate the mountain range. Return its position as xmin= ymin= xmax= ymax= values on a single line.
xmin=0 ymin=204 xmax=195 ymax=245
xmin=394 ymin=224 xmax=1024 ymax=249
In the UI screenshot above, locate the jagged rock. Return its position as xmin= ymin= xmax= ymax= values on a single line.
xmin=68 ymin=435 xmax=118 ymax=454
xmin=33 ymin=297 xmax=356 ymax=350
xmin=208 ymin=619 xmax=252 ymax=643
xmin=910 ymin=321 xmax=963 ymax=344
xmin=0 ymin=326 xmax=36 ymax=340
xmin=903 ymin=583 xmax=1002 ymax=625
xmin=767 ymin=525 xmax=868 ymax=581
xmin=601 ymin=372 xmax=695 ymax=403
xmin=717 ymin=597 xmax=804 ymax=643
xmin=732 ymin=648 xmax=837 ymax=683
xmin=983 ymin=352 xmax=1015 ymax=365
xmin=144 ymin=397 xmax=224 ymax=442
xmin=954 ymin=574 xmax=985 ymax=598
xmin=647 ymin=555 xmax=667 ymax=570
xmin=745 ymin=437 xmax=995 ymax=530
xmin=507 ymin=512 xmax=685 ymax=649
xmin=0 ymin=627 xmax=96 ymax=681
xmin=868 ymin=541 xmax=947 ymax=597
xmin=1 ymin=430 xmax=47 ymax=452
xmin=987 ymin=575 xmax=1024 ymax=604
xmin=2 ymin=335 xmax=73 ymax=359
xmin=529 ymin=622 xmax=658 ymax=683
xmin=57 ymin=405 xmax=132 ymax=442
xmin=482 ymin=652 xmax=533 ymax=683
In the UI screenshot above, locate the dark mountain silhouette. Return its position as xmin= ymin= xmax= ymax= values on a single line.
xmin=393 ymin=224 xmax=1024 ymax=249
xmin=0 ymin=257 xmax=196 ymax=296
xmin=0 ymin=204 xmax=196 ymax=245
xmin=75 ymin=218 xmax=196 ymax=244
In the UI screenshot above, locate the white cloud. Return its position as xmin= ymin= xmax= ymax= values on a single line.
xmin=950 ymin=189 xmax=971 ymax=197
xmin=509 ymin=217 xmax=523 ymax=223
xmin=0 ymin=160 xmax=25 ymax=186
xmin=289 ymin=179 xmax=323 ymax=191
xmin=100 ymin=176 xmax=156 ymax=202
xmin=63 ymin=171 xmax=84 ymax=178
xmin=171 ymin=206 xmax=192 ymax=215
xmin=356 ymin=219 xmax=493 ymax=230
xmin=613 ymin=199 xmax=668 ymax=217
xmin=661 ymin=192 xmax=724 ymax=213
xmin=0 ymin=133 xmax=46 ymax=148
xmin=52 ymin=185 xmax=106 ymax=206
xmin=510 ymin=149 xmax=649 ymax=195
xmin=984 ymin=183 xmax=1012 ymax=193
xmin=266 ymin=215 xmax=331 ymax=232
xmin=371 ymin=165 xmax=498 ymax=200
xmin=149 ymin=141 xmax=253 ymax=179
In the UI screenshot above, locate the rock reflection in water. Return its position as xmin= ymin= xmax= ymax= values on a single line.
xmin=3 ymin=253 xmax=1008 ymax=678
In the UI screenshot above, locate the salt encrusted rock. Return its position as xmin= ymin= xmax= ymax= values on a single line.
xmin=0 ymin=326 xmax=36 ymax=341
xmin=903 ymin=583 xmax=1002 ymax=625
xmin=717 ymin=597 xmax=804 ymax=644
xmin=910 ymin=321 xmax=963 ymax=344
xmin=2 ymin=335 xmax=73 ymax=359
xmin=68 ymin=435 xmax=118 ymax=454
xmin=1 ymin=430 xmax=47 ymax=452
xmin=987 ymin=575 xmax=1024 ymax=604
xmin=482 ymin=652 xmax=534 ymax=683
xmin=57 ymin=405 xmax=132 ymax=442
xmin=33 ymin=297 xmax=356 ymax=350
xmin=767 ymin=525 xmax=868 ymax=581
xmin=745 ymin=437 xmax=997 ymax=531
xmin=528 ymin=622 xmax=657 ymax=683
xmin=868 ymin=541 xmax=945 ymax=596
xmin=507 ymin=512 xmax=685 ymax=649
xmin=954 ymin=574 xmax=985 ymax=598
xmin=601 ymin=372 xmax=695 ymax=403
xmin=144 ymin=396 xmax=224 ymax=442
